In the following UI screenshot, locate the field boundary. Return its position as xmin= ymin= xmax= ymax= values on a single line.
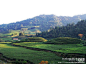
xmin=0 ymin=50 xmax=34 ymax=64
xmin=11 ymin=44 xmax=86 ymax=58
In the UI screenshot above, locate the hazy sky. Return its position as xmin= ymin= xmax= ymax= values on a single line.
xmin=0 ymin=0 xmax=86 ymax=24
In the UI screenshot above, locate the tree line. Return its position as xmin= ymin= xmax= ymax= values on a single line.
xmin=36 ymin=20 xmax=86 ymax=40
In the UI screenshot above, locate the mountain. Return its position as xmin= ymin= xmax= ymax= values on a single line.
xmin=0 ymin=14 xmax=86 ymax=34
xmin=36 ymin=20 xmax=86 ymax=39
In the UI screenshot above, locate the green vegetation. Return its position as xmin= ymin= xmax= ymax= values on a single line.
xmin=16 ymin=37 xmax=47 ymax=42
xmin=13 ymin=42 xmax=43 ymax=47
xmin=7 ymin=30 xmax=20 ymax=36
xmin=0 ymin=42 xmax=11 ymax=44
xmin=13 ymin=42 xmax=86 ymax=54
xmin=36 ymin=20 xmax=86 ymax=40
xmin=45 ymin=37 xmax=81 ymax=44
xmin=27 ymin=37 xmax=47 ymax=42
xmin=1 ymin=14 xmax=86 ymax=34
xmin=19 ymin=32 xmax=24 ymax=36
xmin=0 ymin=37 xmax=13 ymax=42
xmin=0 ymin=30 xmax=20 ymax=42
xmin=0 ymin=43 xmax=62 ymax=64
xmin=0 ymin=36 xmax=86 ymax=64
xmin=0 ymin=17 xmax=86 ymax=64
xmin=13 ymin=37 xmax=86 ymax=54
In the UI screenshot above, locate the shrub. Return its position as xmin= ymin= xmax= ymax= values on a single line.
xmin=12 ymin=60 xmax=27 ymax=64
xmin=15 ymin=37 xmax=47 ymax=42
xmin=45 ymin=37 xmax=81 ymax=44
xmin=27 ymin=37 xmax=47 ymax=42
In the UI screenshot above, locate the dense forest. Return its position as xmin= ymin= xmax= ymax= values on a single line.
xmin=36 ymin=20 xmax=86 ymax=40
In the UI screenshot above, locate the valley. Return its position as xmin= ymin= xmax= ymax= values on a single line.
xmin=0 ymin=14 xmax=86 ymax=64
xmin=0 ymin=37 xmax=86 ymax=64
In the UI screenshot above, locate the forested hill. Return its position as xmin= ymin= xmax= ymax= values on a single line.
xmin=0 ymin=14 xmax=86 ymax=33
xmin=36 ymin=20 xmax=86 ymax=39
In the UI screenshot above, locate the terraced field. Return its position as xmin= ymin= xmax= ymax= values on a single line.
xmin=0 ymin=40 xmax=86 ymax=64
xmin=13 ymin=42 xmax=86 ymax=54
xmin=0 ymin=43 xmax=64 ymax=64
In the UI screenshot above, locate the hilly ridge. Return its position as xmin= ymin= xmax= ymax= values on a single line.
xmin=36 ymin=20 xmax=86 ymax=40
xmin=0 ymin=14 xmax=86 ymax=34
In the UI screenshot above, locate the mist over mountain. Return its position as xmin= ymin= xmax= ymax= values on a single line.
xmin=0 ymin=14 xmax=86 ymax=33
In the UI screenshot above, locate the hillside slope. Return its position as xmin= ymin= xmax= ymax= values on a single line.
xmin=36 ymin=20 xmax=86 ymax=39
xmin=0 ymin=14 xmax=86 ymax=33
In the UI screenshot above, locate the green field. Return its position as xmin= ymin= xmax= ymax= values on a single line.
xmin=0 ymin=37 xmax=13 ymax=41
xmin=0 ymin=42 xmax=11 ymax=44
xmin=13 ymin=42 xmax=86 ymax=54
xmin=0 ymin=43 xmax=64 ymax=64
xmin=0 ymin=37 xmax=86 ymax=64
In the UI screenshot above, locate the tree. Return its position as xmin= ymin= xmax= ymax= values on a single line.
xmin=19 ymin=32 xmax=24 ymax=36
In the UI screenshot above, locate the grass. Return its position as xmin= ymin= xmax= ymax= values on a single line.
xmin=13 ymin=42 xmax=43 ymax=47
xmin=16 ymin=37 xmax=47 ymax=42
xmin=7 ymin=30 xmax=20 ymax=36
xmin=0 ymin=30 xmax=20 ymax=42
xmin=0 ymin=37 xmax=12 ymax=41
xmin=0 ymin=30 xmax=20 ymax=36
xmin=24 ymin=29 xmax=40 ymax=34
xmin=54 ymin=46 xmax=86 ymax=54
xmin=0 ymin=42 xmax=11 ymax=44
xmin=46 ymin=37 xmax=81 ymax=44
xmin=27 ymin=37 xmax=47 ymax=42
xmin=0 ymin=43 xmax=63 ymax=64
xmin=13 ymin=42 xmax=86 ymax=54
xmin=0 ymin=36 xmax=86 ymax=64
